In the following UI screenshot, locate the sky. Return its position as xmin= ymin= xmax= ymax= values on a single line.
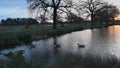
xmin=0 ymin=0 xmax=28 ymax=20
xmin=0 ymin=0 xmax=120 ymax=20
xmin=104 ymin=0 xmax=120 ymax=8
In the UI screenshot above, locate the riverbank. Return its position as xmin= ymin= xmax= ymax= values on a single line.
xmin=0 ymin=24 xmax=113 ymax=49
xmin=0 ymin=52 xmax=120 ymax=68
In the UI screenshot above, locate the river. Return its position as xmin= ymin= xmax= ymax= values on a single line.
xmin=1 ymin=25 xmax=120 ymax=64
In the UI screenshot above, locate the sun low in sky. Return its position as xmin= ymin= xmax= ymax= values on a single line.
xmin=104 ymin=0 xmax=120 ymax=20
xmin=0 ymin=0 xmax=120 ymax=20
xmin=115 ymin=15 xmax=120 ymax=20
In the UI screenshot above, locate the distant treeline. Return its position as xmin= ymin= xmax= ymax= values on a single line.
xmin=0 ymin=18 xmax=39 ymax=26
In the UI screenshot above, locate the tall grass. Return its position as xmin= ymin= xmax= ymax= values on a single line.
xmin=0 ymin=32 xmax=32 ymax=49
xmin=53 ymin=53 xmax=120 ymax=68
xmin=0 ymin=53 xmax=120 ymax=68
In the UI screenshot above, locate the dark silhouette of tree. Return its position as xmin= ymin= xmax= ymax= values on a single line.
xmin=81 ymin=0 xmax=105 ymax=27
xmin=58 ymin=1 xmax=84 ymax=24
xmin=64 ymin=11 xmax=85 ymax=24
xmin=39 ymin=15 xmax=47 ymax=25
xmin=27 ymin=0 xmax=72 ymax=29
xmin=1 ymin=18 xmax=39 ymax=26
xmin=95 ymin=4 xmax=119 ymax=25
xmin=1 ymin=19 xmax=6 ymax=25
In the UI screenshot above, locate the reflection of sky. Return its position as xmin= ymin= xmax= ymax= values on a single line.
xmin=0 ymin=45 xmax=31 ymax=61
xmin=0 ymin=0 xmax=120 ymax=20
xmin=1 ymin=25 xmax=120 ymax=61
xmin=108 ymin=25 xmax=120 ymax=38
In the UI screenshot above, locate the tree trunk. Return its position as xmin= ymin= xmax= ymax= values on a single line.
xmin=106 ymin=21 xmax=108 ymax=25
xmin=100 ymin=22 xmax=103 ymax=25
xmin=59 ymin=22 xmax=64 ymax=27
xmin=91 ymin=13 xmax=94 ymax=28
xmin=112 ymin=18 xmax=115 ymax=25
xmin=53 ymin=8 xmax=57 ymax=29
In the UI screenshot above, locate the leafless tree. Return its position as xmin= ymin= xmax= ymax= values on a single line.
xmin=58 ymin=0 xmax=84 ymax=24
xmin=27 ymin=0 xmax=72 ymax=29
xmin=81 ymin=0 xmax=105 ymax=27
xmin=95 ymin=4 xmax=119 ymax=25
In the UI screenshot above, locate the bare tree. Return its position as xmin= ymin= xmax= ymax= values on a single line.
xmin=58 ymin=0 xmax=84 ymax=24
xmin=36 ymin=11 xmax=47 ymax=25
xmin=81 ymin=0 xmax=105 ymax=27
xmin=27 ymin=0 xmax=72 ymax=29
xmin=66 ymin=12 xmax=78 ymax=24
xmin=95 ymin=4 xmax=119 ymax=25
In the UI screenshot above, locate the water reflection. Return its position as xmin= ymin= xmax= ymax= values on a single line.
xmin=0 ymin=45 xmax=33 ymax=61
xmin=53 ymin=37 xmax=61 ymax=54
xmin=108 ymin=25 xmax=120 ymax=38
xmin=1 ymin=25 xmax=120 ymax=61
xmin=0 ymin=50 xmax=24 ymax=59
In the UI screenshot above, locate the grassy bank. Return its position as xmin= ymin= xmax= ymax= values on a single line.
xmin=0 ymin=24 xmax=112 ymax=49
xmin=0 ymin=53 xmax=120 ymax=68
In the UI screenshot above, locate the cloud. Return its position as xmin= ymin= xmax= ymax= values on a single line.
xmin=104 ymin=0 xmax=120 ymax=8
xmin=0 ymin=0 xmax=28 ymax=20
xmin=0 ymin=7 xmax=28 ymax=19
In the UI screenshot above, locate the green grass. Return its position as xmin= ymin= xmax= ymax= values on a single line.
xmin=0 ymin=23 xmax=113 ymax=49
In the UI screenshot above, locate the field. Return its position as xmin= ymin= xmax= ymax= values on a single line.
xmin=0 ymin=23 xmax=113 ymax=49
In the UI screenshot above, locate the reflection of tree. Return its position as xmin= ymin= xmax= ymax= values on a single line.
xmin=53 ymin=37 xmax=57 ymax=46
xmin=53 ymin=37 xmax=61 ymax=54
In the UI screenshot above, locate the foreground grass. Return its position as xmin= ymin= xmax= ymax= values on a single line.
xmin=0 ymin=53 xmax=120 ymax=68
xmin=0 ymin=23 xmax=112 ymax=49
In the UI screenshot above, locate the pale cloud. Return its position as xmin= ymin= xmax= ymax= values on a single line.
xmin=104 ymin=0 xmax=120 ymax=8
xmin=0 ymin=0 xmax=28 ymax=20
xmin=0 ymin=0 xmax=120 ymax=20
xmin=0 ymin=7 xmax=28 ymax=19
xmin=80 ymin=0 xmax=120 ymax=8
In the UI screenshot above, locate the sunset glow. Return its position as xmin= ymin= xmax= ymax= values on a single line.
xmin=115 ymin=15 xmax=120 ymax=20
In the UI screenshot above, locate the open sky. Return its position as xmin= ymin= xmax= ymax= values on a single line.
xmin=104 ymin=0 xmax=120 ymax=8
xmin=0 ymin=0 xmax=120 ymax=20
xmin=0 ymin=0 xmax=28 ymax=20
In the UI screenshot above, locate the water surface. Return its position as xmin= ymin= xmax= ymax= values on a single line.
xmin=1 ymin=25 xmax=120 ymax=61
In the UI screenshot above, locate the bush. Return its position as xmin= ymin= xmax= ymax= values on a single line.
xmin=0 ymin=32 xmax=32 ymax=49
xmin=0 ymin=35 xmax=17 ymax=49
